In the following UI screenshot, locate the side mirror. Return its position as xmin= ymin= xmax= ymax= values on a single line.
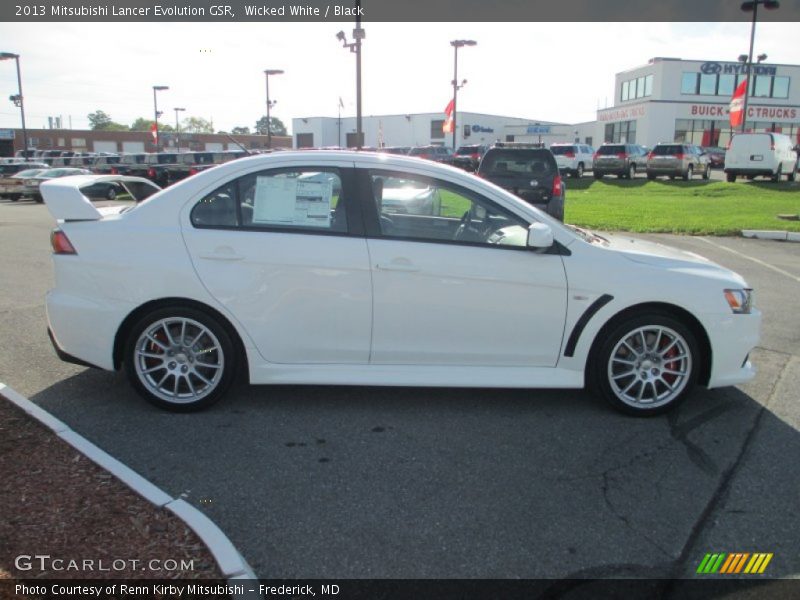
xmin=527 ymin=222 xmax=553 ymax=249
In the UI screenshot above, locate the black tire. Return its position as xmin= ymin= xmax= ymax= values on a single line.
xmin=789 ymin=167 xmax=797 ymax=182
xmin=683 ymin=165 xmax=693 ymax=181
xmin=627 ymin=164 xmax=636 ymax=179
xmin=34 ymin=194 xmax=43 ymax=203
xmin=590 ymin=312 xmax=699 ymax=416
xmin=106 ymin=186 xmax=117 ymax=200
xmin=702 ymin=165 xmax=710 ymax=180
xmin=594 ymin=172 xmax=603 ymax=180
xmin=726 ymin=172 xmax=736 ymax=183
xmin=124 ymin=306 xmax=237 ymax=412
xmin=771 ymin=165 xmax=782 ymax=183
xmin=647 ymin=172 xmax=656 ymax=181
xmin=575 ymin=163 xmax=584 ymax=178
xmin=9 ymin=194 xmax=21 ymax=202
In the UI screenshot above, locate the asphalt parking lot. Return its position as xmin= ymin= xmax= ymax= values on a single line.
xmin=1 ymin=194 xmax=799 ymax=588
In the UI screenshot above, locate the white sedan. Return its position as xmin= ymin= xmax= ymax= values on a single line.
xmin=42 ymin=153 xmax=760 ymax=415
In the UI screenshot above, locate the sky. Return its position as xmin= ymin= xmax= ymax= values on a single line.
xmin=1 ymin=21 xmax=799 ymax=134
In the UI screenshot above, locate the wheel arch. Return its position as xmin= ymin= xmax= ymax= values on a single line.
xmin=585 ymin=301 xmax=712 ymax=386
xmin=113 ymin=297 xmax=250 ymax=382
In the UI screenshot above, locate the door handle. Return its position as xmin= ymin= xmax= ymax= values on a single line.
xmin=376 ymin=258 xmax=419 ymax=272
xmin=199 ymin=246 xmax=244 ymax=261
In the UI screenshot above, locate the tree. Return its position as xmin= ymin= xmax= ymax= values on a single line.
xmin=181 ymin=116 xmax=214 ymax=134
xmin=130 ymin=117 xmax=173 ymax=132
xmin=255 ymin=116 xmax=287 ymax=136
xmin=88 ymin=110 xmax=129 ymax=131
xmin=231 ymin=126 xmax=251 ymax=135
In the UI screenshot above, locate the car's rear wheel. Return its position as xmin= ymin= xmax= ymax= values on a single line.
xmin=627 ymin=164 xmax=636 ymax=179
xmin=789 ymin=166 xmax=797 ymax=182
xmin=683 ymin=165 xmax=693 ymax=181
xmin=592 ymin=313 xmax=698 ymax=416
xmin=594 ymin=172 xmax=603 ymax=180
xmin=124 ymin=307 xmax=236 ymax=412
xmin=771 ymin=165 xmax=782 ymax=183
xmin=702 ymin=165 xmax=710 ymax=180
xmin=647 ymin=172 xmax=656 ymax=181
xmin=575 ymin=163 xmax=584 ymax=178
xmin=726 ymin=172 xmax=736 ymax=182
xmin=34 ymin=194 xmax=43 ymax=203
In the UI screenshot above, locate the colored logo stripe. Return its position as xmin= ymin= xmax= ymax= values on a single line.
xmin=697 ymin=552 xmax=773 ymax=575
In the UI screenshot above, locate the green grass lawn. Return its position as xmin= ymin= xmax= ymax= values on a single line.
xmin=565 ymin=177 xmax=800 ymax=235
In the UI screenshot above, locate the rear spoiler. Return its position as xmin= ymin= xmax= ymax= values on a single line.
xmin=40 ymin=175 xmax=161 ymax=221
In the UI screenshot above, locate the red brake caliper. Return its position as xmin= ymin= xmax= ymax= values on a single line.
xmin=661 ymin=339 xmax=679 ymax=385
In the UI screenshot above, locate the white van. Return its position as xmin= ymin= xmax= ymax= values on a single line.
xmin=725 ymin=133 xmax=797 ymax=182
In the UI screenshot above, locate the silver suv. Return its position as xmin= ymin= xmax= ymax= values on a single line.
xmin=646 ymin=143 xmax=710 ymax=181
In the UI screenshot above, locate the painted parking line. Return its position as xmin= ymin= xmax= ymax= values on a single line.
xmin=697 ymin=237 xmax=800 ymax=284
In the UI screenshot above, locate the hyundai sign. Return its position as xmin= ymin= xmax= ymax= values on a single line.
xmin=699 ymin=61 xmax=777 ymax=76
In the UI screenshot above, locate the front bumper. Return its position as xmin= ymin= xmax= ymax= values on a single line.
xmin=705 ymin=308 xmax=761 ymax=388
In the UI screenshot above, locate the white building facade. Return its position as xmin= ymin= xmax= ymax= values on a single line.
xmin=596 ymin=57 xmax=800 ymax=148
xmin=292 ymin=57 xmax=800 ymax=152
xmin=292 ymin=112 xmax=579 ymax=149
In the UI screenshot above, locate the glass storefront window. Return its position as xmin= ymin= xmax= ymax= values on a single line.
xmin=644 ymin=74 xmax=653 ymax=96
xmin=718 ymin=74 xmax=735 ymax=97
xmin=699 ymin=74 xmax=717 ymax=95
xmin=681 ymin=72 xmax=698 ymax=94
xmin=621 ymin=81 xmax=629 ymax=102
xmin=772 ymin=76 xmax=789 ymax=99
xmin=753 ymin=76 xmax=771 ymax=98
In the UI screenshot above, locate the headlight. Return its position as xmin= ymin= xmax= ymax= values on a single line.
xmin=724 ymin=288 xmax=753 ymax=314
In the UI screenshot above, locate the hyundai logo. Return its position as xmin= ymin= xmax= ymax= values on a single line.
xmin=700 ymin=62 xmax=722 ymax=75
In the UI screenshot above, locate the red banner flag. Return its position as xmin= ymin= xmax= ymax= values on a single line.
xmin=150 ymin=122 xmax=158 ymax=142
xmin=729 ymin=79 xmax=748 ymax=128
xmin=443 ymin=99 xmax=455 ymax=133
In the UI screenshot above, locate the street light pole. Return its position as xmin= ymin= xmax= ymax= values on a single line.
xmin=1 ymin=52 xmax=29 ymax=160
xmin=450 ymin=40 xmax=476 ymax=151
xmin=152 ymin=85 xmax=169 ymax=151
xmin=336 ymin=9 xmax=365 ymax=150
xmin=174 ymin=107 xmax=185 ymax=150
xmin=740 ymin=0 xmax=780 ymax=133
xmin=264 ymin=69 xmax=284 ymax=149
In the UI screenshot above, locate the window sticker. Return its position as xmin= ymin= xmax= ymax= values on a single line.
xmin=252 ymin=174 xmax=333 ymax=227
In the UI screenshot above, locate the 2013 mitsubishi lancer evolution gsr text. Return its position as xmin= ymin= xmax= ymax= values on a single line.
xmin=41 ymin=152 xmax=761 ymax=416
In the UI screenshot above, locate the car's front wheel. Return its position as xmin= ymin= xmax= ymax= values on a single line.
xmin=592 ymin=313 xmax=698 ymax=416
xmin=627 ymin=164 xmax=636 ymax=179
xmin=124 ymin=307 xmax=237 ymax=412
xmin=683 ymin=165 xmax=693 ymax=181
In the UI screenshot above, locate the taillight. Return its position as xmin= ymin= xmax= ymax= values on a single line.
xmin=110 ymin=167 xmax=118 ymax=174
xmin=593 ymin=152 xmax=599 ymax=160
xmin=552 ymin=174 xmax=563 ymax=197
xmin=147 ymin=168 xmax=156 ymax=178
xmin=51 ymin=228 xmax=76 ymax=255
xmin=647 ymin=152 xmax=654 ymax=159
xmin=675 ymin=152 xmax=684 ymax=160
xmin=420 ymin=153 xmax=430 ymax=159
xmin=617 ymin=152 xmax=627 ymax=159
xmin=189 ymin=167 xmax=198 ymax=176
xmin=565 ymin=151 xmax=575 ymax=158
xmin=470 ymin=153 xmax=480 ymax=159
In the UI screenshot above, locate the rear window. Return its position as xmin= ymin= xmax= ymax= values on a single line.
xmin=550 ymin=145 xmax=576 ymax=155
xmin=480 ymin=150 xmax=557 ymax=176
xmin=597 ymin=145 xmax=626 ymax=155
xmin=652 ymin=145 xmax=683 ymax=155
xmin=408 ymin=147 xmax=433 ymax=156
xmin=456 ymin=145 xmax=481 ymax=155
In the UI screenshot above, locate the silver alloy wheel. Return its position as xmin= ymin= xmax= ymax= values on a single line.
xmin=606 ymin=325 xmax=692 ymax=409
xmin=133 ymin=317 xmax=225 ymax=405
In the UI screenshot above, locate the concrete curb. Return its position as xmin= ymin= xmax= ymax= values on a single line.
xmin=742 ymin=230 xmax=800 ymax=242
xmin=0 ymin=381 xmax=258 ymax=582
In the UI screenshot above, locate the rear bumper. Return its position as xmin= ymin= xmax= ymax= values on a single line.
xmin=724 ymin=168 xmax=776 ymax=177
xmin=47 ymin=327 xmax=100 ymax=369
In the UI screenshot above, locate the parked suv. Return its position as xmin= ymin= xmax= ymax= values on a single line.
xmin=408 ymin=145 xmax=455 ymax=164
xmin=646 ymin=143 xmax=710 ymax=181
xmin=476 ymin=144 xmax=564 ymax=221
xmin=550 ymin=143 xmax=594 ymax=178
xmin=453 ymin=144 xmax=489 ymax=172
xmin=593 ymin=143 xmax=648 ymax=179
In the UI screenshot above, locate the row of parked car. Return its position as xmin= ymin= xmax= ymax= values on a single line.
xmin=0 ymin=149 xmax=253 ymax=202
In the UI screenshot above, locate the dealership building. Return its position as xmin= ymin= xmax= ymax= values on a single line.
xmin=293 ymin=57 xmax=800 ymax=150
